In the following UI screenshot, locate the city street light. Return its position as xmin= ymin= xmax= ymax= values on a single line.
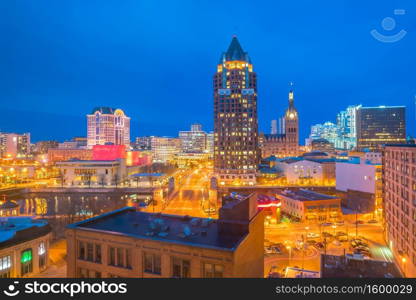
xmin=286 ymin=245 xmax=292 ymax=267
xmin=402 ymin=257 xmax=407 ymax=277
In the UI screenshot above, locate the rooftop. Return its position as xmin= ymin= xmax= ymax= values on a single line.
xmin=131 ymin=173 xmax=165 ymax=177
xmin=336 ymin=156 xmax=381 ymax=166
xmin=321 ymin=254 xmax=401 ymax=278
xmin=384 ymin=144 xmax=416 ymax=148
xmin=0 ymin=217 xmax=51 ymax=249
xmin=302 ymin=151 xmax=329 ymax=157
xmin=0 ymin=200 xmax=19 ymax=210
xmin=91 ymin=107 xmax=115 ymax=114
xmin=56 ymin=159 xmax=120 ymax=164
xmin=67 ymin=207 xmax=248 ymax=251
xmin=277 ymin=189 xmax=338 ymax=202
xmin=219 ymin=36 xmax=251 ymax=63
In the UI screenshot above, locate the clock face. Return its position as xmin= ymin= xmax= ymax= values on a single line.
xmin=289 ymin=113 xmax=295 ymax=119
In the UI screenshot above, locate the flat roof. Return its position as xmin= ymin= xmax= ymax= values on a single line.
xmin=0 ymin=217 xmax=51 ymax=249
xmin=384 ymin=144 xmax=416 ymax=148
xmin=277 ymin=189 xmax=338 ymax=202
xmin=56 ymin=159 xmax=120 ymax=164
xmin=131 ymin=173 xmax=165 ymax=177
xmin=67 ymin=207 xmax=247 ymax=251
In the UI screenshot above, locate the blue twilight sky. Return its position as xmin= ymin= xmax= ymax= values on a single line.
xmin=1 ymin=0 xmax=416 ymax=143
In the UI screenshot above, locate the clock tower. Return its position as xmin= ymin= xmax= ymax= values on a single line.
xmin=284 ymin=89 xmax=299 ymax=154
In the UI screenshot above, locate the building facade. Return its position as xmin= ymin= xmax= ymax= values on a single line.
xmin=214 ymin=37 xmax=259 ymax=186
xmin=311 ymin=138 xmax=334 ymax=153
xmin=276 ymin=189 xmax=341 ymax=222
xmin=66 ymin=193 xmax=264 ymax=278
xmin=0 ymin=133 xmax=31 ymax=158
xmin=48 ymin=148 xmax=93 ymax=163
xmin=179 ymin=124 xmax=207 ymax=153
xmin=0 ymin=217 xmax=51 ymax=278
xmin=261 ymin=90 xmax=299 ymax=158
xmin=356 ymin=106 xmax=406 ymax=152
xmin=134 ymin=136 xmax=153 ymax=150
xmin=336 ymin=153 xmax=382 ymax=214
xmin=383 ymin=144 xmax=416 ymax=277
xmin=56 ymin=159 xmax=126 ymax=186
xmin=87 ymin=107 xmax=130 ymax=148
xmin=274 ymin=156 xmax=336 ymax=186
xmin=151 ymin=137 xmax=181 ymax=163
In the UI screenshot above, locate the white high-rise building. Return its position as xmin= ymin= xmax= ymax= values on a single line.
xmin=87 ymin=107 xmax=130 ymax=148
xmin=270 ymin=120 xmax=277 ymax=135
xmin=0 ymin=132 xmax=31 ymax=158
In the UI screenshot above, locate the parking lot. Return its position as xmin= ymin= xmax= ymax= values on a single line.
xmin=264 ymin=219 xmax=392 ymax=277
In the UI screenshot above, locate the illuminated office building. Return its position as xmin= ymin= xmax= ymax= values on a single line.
xmin=356 ymin=106 xmax=406 ymax=151
xmin=87 ymin=107 xmax=130 ymax=148
xmin=0 ymin=132 xmax=31 ymax=158
xmin=151 ymin=137 xmax=181 ymax=163
xmin=179 ymin=124 xmax=207 ymax=153
xmin=213 ymin=36 xmax=259 ymax=185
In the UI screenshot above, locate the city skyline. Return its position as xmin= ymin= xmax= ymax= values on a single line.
xmin=2 ymin=1 xmax=416 ymax=143
xmin=1 ymin=1 xmax=416 ymax=282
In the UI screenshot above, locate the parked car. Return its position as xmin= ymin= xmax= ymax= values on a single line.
xmin=354 ymin=220 xmax=365 ymax=225
xmin=355 ymin=245 xmax=370 ymax=252
xmin=315 ymin=242 xmax=325 ymax=250
xmin=354 ymin=249 xmax=371 ymax=257
xmin=322 ymin=232 xmax=333 ymax=238
xmin=332 ymin=240 xmax=341 ymax=246
xmin=367 ymin=219 xmax=378 ymax=224
xmin=268 ymin=266 xmax=281 ymax=278
xmin=321 ymin=222 xmax=332 ymax=227
xmin=307 ymin=232 xmax=320 ymax=239
xmin=264 ymin=247 xmax=274 ymax=254
xmin=338 ymin=236 xmax=348 ymax=242
xmin=351 ymin=239 xmax=369 ymax=248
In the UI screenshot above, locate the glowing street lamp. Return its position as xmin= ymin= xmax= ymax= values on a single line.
xmin=286 ymin=245 xmax=292 ymax=266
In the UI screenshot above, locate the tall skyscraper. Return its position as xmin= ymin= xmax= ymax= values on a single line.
xmin=87 ymin=107 xmax=130 ymax=148
xmin=213 ymin=36 xmax=259 ymax=185
xmin=356 ymin=106 xmax=406 ymax=151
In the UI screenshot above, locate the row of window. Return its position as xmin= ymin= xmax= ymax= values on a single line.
xmin=77 ymin=242 xmax=224 ymax=278
xmin=0 ymin=242 xmax=46 ymax=278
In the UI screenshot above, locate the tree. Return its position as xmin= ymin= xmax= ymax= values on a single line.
xmin=99 ymin=174 xmax=106 ymax=187
xmin=113 ymin=173 xmax=119 ymax=188
xmin=58 ymin=169 xmax=65 ymax=188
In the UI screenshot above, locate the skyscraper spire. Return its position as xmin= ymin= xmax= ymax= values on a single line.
xmin=222 ymin=36 xmax=250 ymax=62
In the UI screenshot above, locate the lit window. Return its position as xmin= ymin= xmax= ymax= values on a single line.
xmin=38 ymin=242 xmax=46 ymax=255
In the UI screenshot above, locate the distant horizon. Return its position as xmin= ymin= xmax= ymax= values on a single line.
xmin=2 ymin=0 xmax=415 ymax=143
